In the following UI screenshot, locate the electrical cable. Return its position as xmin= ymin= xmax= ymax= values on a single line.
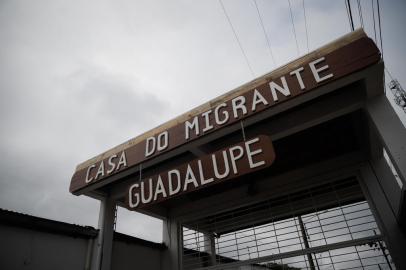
xmin=357 ymin=0 xmax=364 ymax=28
xmin=219 ymin=0 xmax=255 ymax=77
xmin=288 ymin=0 xmax=300 ymax=55
xmin=253 ymin=0 xmax=276 ymax=67
xmin=346 ymin=0 xmax=355 ymax=31
xmin=371 ymin=0 xmax=378 ymax=43
xmin=377 ymin=0 xmax=383 ymax=59
xmin=302 ymin=0 xmax=309 ymax=52
xmin=344 ymin=0 xmax=352 ymax=31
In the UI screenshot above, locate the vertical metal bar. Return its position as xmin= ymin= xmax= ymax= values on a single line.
xmin=307 ymin=188 xmax=337 ymax=270
xmin=288 ymin=194 xmax=310 ymax=270
xmin=331 ymin=182 xmax=365 ymax=269
xmin=252 ymin=226 xmax=260 ymax=259
xmin=374 ymin=230 xmax=393 ymax=270
xmin=266 ymin=200 xmax=281 ymax=255
xmin=298 ymin=215 xmax=316 ymax=270
xmin=214 ymin=217 xmax=220 ymax=265
xmin=234 ymin=230 xmax=240 ymax=260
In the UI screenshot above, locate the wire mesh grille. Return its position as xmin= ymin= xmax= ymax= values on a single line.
xmin=252 ymin=243 xmax=394 ymax=270
xmin=181 ymin=178 xmax=395 ymax=270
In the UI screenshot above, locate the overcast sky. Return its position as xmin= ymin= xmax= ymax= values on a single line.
xmin=1 ymin=0 xmax=405 ymax=243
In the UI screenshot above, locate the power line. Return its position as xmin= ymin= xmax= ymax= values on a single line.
xmin=288 ymin=0 xmax=300 ymax=55
xmin=365 ymin=0 xmax=404 ymax=113
xmin=356 ymin=0 xmax=364 ymax=28
xmin=219 ymin=0 xmax=255 ymax=77
xmin=377 ymin=0 xmax=383 ymax=59
xmin=302 ymin=0 xmax=309 ymax=52
xmin=346 ymin=0 xmax=355 ymax=31
xmin=371 ymin=0 xmax=378 ymax=43
xmin=344 ymin=0 xmax=352 ymax=31
xmin=253 ymin=0 xmax=276 ymax=67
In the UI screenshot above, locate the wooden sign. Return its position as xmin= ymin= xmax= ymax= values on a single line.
xmin=126 ymin=135 xmax=275 ymax=209
xmin=70 ymin=31 xmax=380 ymax=194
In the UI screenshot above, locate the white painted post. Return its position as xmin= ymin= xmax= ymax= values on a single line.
xmin=91 ymin=196 xmax=116 ymax=270
xmin=366 ymin=95 xmax=406 ymax=185
xmin=162 ymin=218 xmax=182 ymax=270
xmin=203 ymin=233 xmax=216 ymax=266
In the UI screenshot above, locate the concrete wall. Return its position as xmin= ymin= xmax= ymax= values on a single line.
xmin=0 ymin=223 xmax=90 ymax=270
xmin=112 ymin=233 xmax=163 ymax=270
xmin=0 ymin=210 xmax=164 ymax=270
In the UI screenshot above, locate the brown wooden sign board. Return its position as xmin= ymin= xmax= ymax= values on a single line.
xmin=70 ymin=32 xmax=380 ymax=194
xmin=126 ymin=135 xmax=275 ymax=209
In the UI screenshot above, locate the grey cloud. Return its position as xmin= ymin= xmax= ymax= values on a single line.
xmin=64 ymin=66 xmax=168 ymax=130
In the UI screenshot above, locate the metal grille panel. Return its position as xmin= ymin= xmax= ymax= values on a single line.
xmin=182 ymin=178 xmax=395 ymax=270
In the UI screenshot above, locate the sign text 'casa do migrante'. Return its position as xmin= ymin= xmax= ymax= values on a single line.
xmin=69 ymin=36 xmax=380 ymax=194
xmin=126 ymin=135 xmax=275 ymax=209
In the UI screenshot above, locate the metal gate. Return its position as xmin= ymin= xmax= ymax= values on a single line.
xmin=181 ymin=177 xmax=395 ymax=270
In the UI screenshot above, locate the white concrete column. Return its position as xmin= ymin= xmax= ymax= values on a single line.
xmin=366 ymin=95 xmax=406 ymax=185
xmin=162 ymin=218 xmax=182 ymax=270
xmin=203 ymin=233 xmax=216 ymax=266
xmin=360 ymin=164 xmax=406 ymax=270
xmin=366 ymin=95 xmax=406 ymax=226
xmin=91 ymin=196 xmax=116 ymax=270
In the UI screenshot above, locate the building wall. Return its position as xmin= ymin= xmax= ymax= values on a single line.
xmin=0 ymin=210 xmax=165 ymax=270
xmin=0 ymin=224 xmax=90 ymax=270
xmin=112 ymin=238 xmax=162 ymax=270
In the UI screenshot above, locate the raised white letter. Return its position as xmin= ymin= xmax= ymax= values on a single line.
xmin=214 ymin=103 xmax=229 ymax=125
xmin=128 ymin=183 xmax=140 ymax=208
xmin=141 ymin=179 xmax=153 ymax=204
xmin=185 ymin=116 xmax=200 ymax=140
xmin=212 ymin=151 xmax=230 ymax=179
xmin=107 ymin=154 xmax=117 ymax=174
xmin=231 ymin=96 xmax=247 ymax=119
xmin=245 ymin=137 xmax=265 ymax=169
xmin=157 ymin=131 xmax=169 ymax=151
xmin=145 ymin=137 xmax=156 ymax=157
xmin=85 ymin=164 xmax=96 ymax=183
xmin=168 ymin=169 xmax=181 ymax=196
xmin=202 ymin=110 xmax=214 ymax=133
xmin=94 ymin=161 xmax=105 ymax=180
xmin=309 ymin=57 xmax=333 ymax=83
xmin=290 ymin=67 xmax=305 ymax=90
xmin=270 ymin=76 xmax=290 ymax=101
xmin=252 ymin=89 xmax=269 ymax=111
xmin=198 ymin=160 xmax=214 ymax=185
xmin=116 ymin=151 xmax=127 ymax=171
xmin=228 ymin=145 xmax=244 ymax=174
xmin=184 ymin=165 xmax=199 ymax=191
xmin=153 ymin=176 xmax=167 ymax=201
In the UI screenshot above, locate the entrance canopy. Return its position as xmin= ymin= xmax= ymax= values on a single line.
xmin=69 ymin=29 xmax=405 ymax=223
xmin=69 ymin=29 xmax=406 ymax=270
